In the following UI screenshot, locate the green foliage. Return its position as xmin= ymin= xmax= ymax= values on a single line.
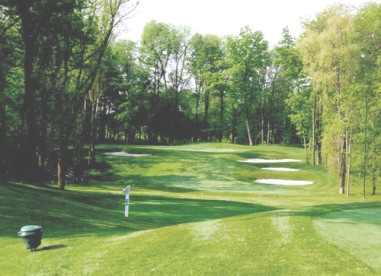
xmin=0 ymin=0 xmax=134 ymax=182
xmin=352 ymin=3 xmax=381 ymax=188
xmin=188 ymin=33 xmax=228 ymax=141
xmin=4 ymin=1 xmax=381 ymax=194
xmin=103 ymin=40 xmax=150 ymax=143
xmin=286 ymin=87 xmax=312 ymax=137
xmin=298 ymin=4 xmax=363 ymax=192
xmin=275 ymin=27 xmax=304 ymax=81
xmin=274 ymin=27 xmax=310 ymax=146
xmin=226 ymin=27 xmax=270 ymax=145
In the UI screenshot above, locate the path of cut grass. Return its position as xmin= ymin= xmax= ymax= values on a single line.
xmin=1 ymin=143 xmax=380 ymax=275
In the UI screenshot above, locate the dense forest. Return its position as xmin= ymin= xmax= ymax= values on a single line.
xmin=1 ymin=1 xmax=381 ymax=195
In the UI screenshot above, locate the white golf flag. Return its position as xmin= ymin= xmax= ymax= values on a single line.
xmin=122 ymin=185 xmax=130 ymax=217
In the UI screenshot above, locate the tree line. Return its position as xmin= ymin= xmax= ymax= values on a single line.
xmin=0 ymin=0 xmax=138 ymax=188
xmin=1 ymin=1 xmax=381 ymax=195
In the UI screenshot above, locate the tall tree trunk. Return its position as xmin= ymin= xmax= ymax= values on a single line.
xmin=88 ymin=98 xmax=99 ymax=166
xmin=194 ymin=104 xmax=199 ymax=142
xmin=231 ymin=103 xmax=237 ymax=144
xmin=0 ymin=34 xmax=7 ymax=158
xmin=372 ymin=169 xmax=376 ymax=195
xmin=346 ymin=131 xmax=351 ymax=197
xmin=283 ymin=117 xmax=291 ymax=144
xmin=371 ymin=154 xmax=376 ymax=196
xmin=127 ymin=128 xmax=136 ymax=144
xmin=261 ymin=114 xmax=264 ymax=144
xmin=38 ymin=81 xmax=49 ymax=175
xmin=204 ymin=90 xmax=210 ymax=141
xmin=312 ymin=96 xmax=316 ymax=166
xmin=18 ymin=4 xmax=39 ymax=181
xmin=335 ymin=65 xmax=346 ymax=194
xmin=219 ymin=89 xmax=224 ymax=143
xmin=246 ymin=109 xmax=253 ymax=146
xmin=98 ymin=102 xmax=107 ymax=144
xmin=0 ymin=72 xmax=7 ymax=180
xmin=339 ymin=132 xmax=346 ymax=194
xmin=303 ymin=131 xmax=309 ymax=164
xmin=317 ymin=102 xmax=323 ymax=165
xmin=260 ymin=95 xmax=264 ymax=144
xmin=88 ymin=74 xmax=101 ymax=167
xmin=57 ymin=140 xmax=67 ymax=190
xmin=0 ymin=97 xmax=5 ymax=145
xmin=73 ymin=95 xmax=88 ymax=181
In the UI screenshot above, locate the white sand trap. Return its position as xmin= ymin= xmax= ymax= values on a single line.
xmin=261 ymin=167 xmax=300 ymax=172
xmin=238 ymin=158 xmax=301 ymax=163
xmin=255 ymin=179 xmax=313 ymax=185
xmin=103 ymin=152 xmax=151 ymax=157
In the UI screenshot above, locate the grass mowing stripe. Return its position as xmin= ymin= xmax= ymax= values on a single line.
xmin=314 ymin=207 xmax=381 ymax=271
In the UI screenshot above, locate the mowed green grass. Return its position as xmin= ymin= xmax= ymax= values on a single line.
xmin=1 ymin=143 xmax=381 ymax=275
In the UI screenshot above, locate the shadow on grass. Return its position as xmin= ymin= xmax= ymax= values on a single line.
xmin=292 ymin=201 xmax=381 ymax=226
xmin=237 ymin=152 xmax=286 ymax=161
xmin=122 ymin=174 xmax=202 ymax=193
xmin=117 ymin=173 xmax=286 ymax=193
xmin=39 ymin=244 xmax=67 ymax=251
xmin=128 ymin=194 xmax=276 ymax=230
xmin=0 ymin=181 xmax=276 ymax=239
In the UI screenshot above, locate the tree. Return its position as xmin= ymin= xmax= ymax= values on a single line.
xmin=167 ymin=25 xmax=191 ymax=110
xmin=108 ymin=40 xmax=150 ymax=144
xmin=188 ymin=33 xmax=226 ymax=141
xmin=0 ymin=0 xmax=138 ymax=189
xmin=353 ymin=2 xmax=381 ymax=196
xmin=72 ymin=0 xmax=138 ymax=182
xmin=0 ymin=4 xmax=23 ymax=180
xmin=140 ymin=21 xmax=194 ymax=144
xmin=226 ymin=27 xmax=270 ymax=146
xmin=140 ymin=21 xmax=173 ymax=143
xmin=275 ymin=27 xmax=312 ymax=162
xmin=298 ymin=5 xmax=359 ymax=194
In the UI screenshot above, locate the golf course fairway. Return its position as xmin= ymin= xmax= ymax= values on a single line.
xmin=1 ymin=143 xmax=380 ymax=275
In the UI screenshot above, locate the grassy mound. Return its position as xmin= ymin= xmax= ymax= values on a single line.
xmin=1 ymin=143 xmax=380 ymax=274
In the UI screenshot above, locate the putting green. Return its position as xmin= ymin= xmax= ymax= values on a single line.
xmin=314 ymin=208 xmax=381 ymax=270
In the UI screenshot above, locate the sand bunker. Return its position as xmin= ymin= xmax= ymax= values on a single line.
xmin=238 ymin=158 xmax=301 ymax=163
xmin=103 ymin=152 xmax=151 ymax=157
xmin=261 ymin=167 xmax=300 ymax=172
xmin=255 ymin=179 xmax=313 ymax=185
